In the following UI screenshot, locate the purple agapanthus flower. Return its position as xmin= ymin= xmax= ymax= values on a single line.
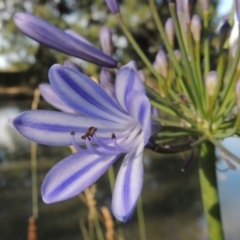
xmin=12 ymin=61 xmax=153 ymax=222
xmin=14 ymin=13 xmax=117 ymax=68
xmin=105 ymin=0 xmax=120 ymax=14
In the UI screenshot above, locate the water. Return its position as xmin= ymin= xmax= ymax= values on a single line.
xmin=1 ymin=100 xmax=239 ymax=240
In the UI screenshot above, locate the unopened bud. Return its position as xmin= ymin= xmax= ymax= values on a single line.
xmin=237 ymin=0 xmax=240 ymax=22
xmin=191 ymin=15 xmax=202 ymax=42
xmin=165 ymin=18 xmax=175 ymax=45
xmin=176 ymin=0 xmax=184 ymax=14
xmin=218 ymin=20 xmax=231 ymax=51
xmin=205 ymin=71 xmax=218 ymax=96
xmin=99 ymin=26 xmax=113 ymax=56
xmin=183 ymin=0 xmax=191 ymax=24
xmin=236 ymin=79 xmax=240 ymax=109
xmin=199 ymin=0 xmax=210 ymax=12
xmin=105 ymin=0 xmax=119 ymax=14
xmin=154 ymin=50 xmax=168 ymax=78
xmin=100 ymin=68 xmax=112 ymax=85
xmin=174 ymin=49 xmax=182 ymax=61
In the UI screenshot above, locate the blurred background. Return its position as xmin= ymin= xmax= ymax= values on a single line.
xmin=0 ymin=0 xmax=240 ymax=239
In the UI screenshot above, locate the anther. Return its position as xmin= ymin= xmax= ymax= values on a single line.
xmin=111 ymin=133 xmax=116 ymax=139
xmin=81 ymin=126 xmax=97 ymax=140
xmin=70 ymin=130 xmax=82 ymax=152
xmin=88 ymin=126 xmax=97 ymax=137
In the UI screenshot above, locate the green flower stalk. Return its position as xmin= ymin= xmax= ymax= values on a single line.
xmin=109 ymin=0 xmax=240 ymax=239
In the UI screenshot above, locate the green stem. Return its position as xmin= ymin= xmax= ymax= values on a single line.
xmin=152 ymin=136 xmax=206 ymax=154
xmin=137 ymin=197 xmax=147 ymax=240
xmin=31 ymin=142 xmax=38 ymax=219
xmin=198 ymin=142 xmax=224 ymax=240
xmin=107 ymin=166 xmax=115 ymax=193
xmin=169 ymin=3 xmax=198 ymax=110
xmin=93 ymin=212 xmax=105 ymax=240
xmin=161 ymin=125 xmax=203 ymax=135
xmin=152 ymin=116 xmax=179 ymax=126
xmin=203 ymin=11 xmax=210 ymax=76
xmin=148 ymin=0 xmax=183 ymax=77
xmin=195 ymin=40 xmax=203 ymax=92
xmin=157 ymin=131 xmax=193 ymax=137
xmin=150 ymin=100 xmax=176 ymax=116
xmin=116 ymin=13 xmax=163 ymax=83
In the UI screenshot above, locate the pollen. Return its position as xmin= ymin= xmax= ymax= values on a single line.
xmin=81 ymin=126 xmax=97 ymax=140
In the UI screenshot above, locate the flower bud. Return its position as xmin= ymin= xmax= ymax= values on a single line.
xmin=176 ymin=0 xmax=184 ymax=14
xmin=165 ymin=18 xmax=175 ymax=45
xmin=100 ymin=68 xmax=112 ymax=85
xmin=174 ymin=49 xmax=181 ymax=61
xmin=191 ymin=15 xmax=202 ymax=42
xmin=99 ymin=26 xmax=113 ymax=56
xmin=183 ymin=0 xmax=191 ymax=24
xmin=235 ymin=78 xmax=240 ymax=109
xmin=236 ymin=0 xmax=240 ymax=22
xmin=218 ymin=20 xmax=231 ymax=50
xmin=205 ymin=71 xmax=218 ymax=96
xmin=199 ymin=0 xmax=210 ymax=12
xmin=154 ymin=50 xmax=168 ymax=78
xmin=105 ymin=0 xmax=119 ymax=14
xmin=13 ymin=13 xmax=117 ymax=68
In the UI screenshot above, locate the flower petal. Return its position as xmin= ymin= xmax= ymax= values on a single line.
xmin=105 ymin=0 xmax=120 ymax=14
xmin=39 ymin=84 xmax=78 ymax=114
xmin=12 ymin=110 xmax=129 ymax=146
xmin=14 ymin=13 xmax=117 ymax=68
xmin=115 ymin=61 xmax=145 ymax=111
xmin=100 ymin=68 xmax=112 ymax=85
xmin=126 ymin=91 xmax=151 ymax=144
xmin=42 ymin=152 xmax=119 ymax=203
xmin=112 ymin=143 xmax=144 ymax=222
xmin=99 ymin=26 xmax=113 ymax=56
xmin=49 ymin=64 xmax=130 ymax=123
xmin=65 ymin=29 xmax=93 ymax=46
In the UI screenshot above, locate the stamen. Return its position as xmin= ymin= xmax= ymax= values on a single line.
xmin=112 ymin=133 xmax=130 ymax=152
xmin=89 ymin=126 xmax=97 ymax=136
xmin=119 ymin=125 xmax=142 ymax=148
xmin=92 ymin=134 xmax=115 ymax=151
xmin=81 ymin=126 xmax=97 ymax=140
xmin=85 ymin=138 xmax=115 ymax=156
xmin=70 ymin=131 xmax=82 ymax=152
